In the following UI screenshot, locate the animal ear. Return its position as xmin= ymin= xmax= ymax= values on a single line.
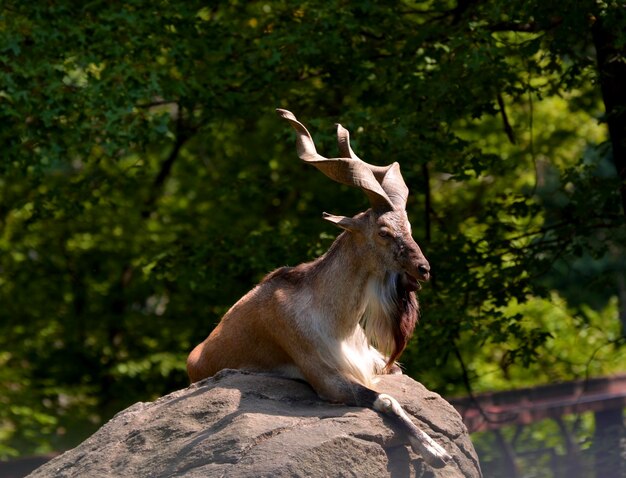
xmin=322 ymin=212 xmax=362 ymax=232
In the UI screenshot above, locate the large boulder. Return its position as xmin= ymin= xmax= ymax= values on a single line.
xmin=28 ymin=370 xmax=481 ymax=477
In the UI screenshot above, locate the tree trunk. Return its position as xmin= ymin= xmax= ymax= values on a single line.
xmin=593 ymin=408 xmax=624 ymax=478
xmin=592 ymin=17 xmax=626 ymax=219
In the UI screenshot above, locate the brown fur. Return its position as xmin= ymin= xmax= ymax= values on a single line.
xmin=187 ymin=218 xmax=424 ymax=386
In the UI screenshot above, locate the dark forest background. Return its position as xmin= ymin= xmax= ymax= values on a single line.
xmin=1 ymin=1 xmax=625 ymax=475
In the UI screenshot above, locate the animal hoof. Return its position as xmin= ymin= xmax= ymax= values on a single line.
xmin=409 ymin=434 xmax=452 ymax=469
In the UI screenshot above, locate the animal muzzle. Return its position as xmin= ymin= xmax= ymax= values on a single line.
xmin=416 ymin=262 xmax=430 ymax=281
xmin=404 ymin=257 xmax=430 ymax=291
xmin=398 ymin=239 xmax=430 ymax=290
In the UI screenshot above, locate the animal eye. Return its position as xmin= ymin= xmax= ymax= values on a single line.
xmin=378 ymin=228 xmax=391 ymax=238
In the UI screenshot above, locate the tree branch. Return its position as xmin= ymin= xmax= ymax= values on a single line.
xmin=454 ymin=343 xmax=518 ymax=426
xmin=141 ymin=105 xmax=192 ymax=218
xmin=497 ymin=93 xmax=517 ymax=144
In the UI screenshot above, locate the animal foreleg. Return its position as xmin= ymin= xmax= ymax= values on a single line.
xmin=300 ymin=364 xmax=451 ymax=468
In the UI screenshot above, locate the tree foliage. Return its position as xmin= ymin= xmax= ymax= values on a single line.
xmin=1 ymin=0 xmax=625 ymax=457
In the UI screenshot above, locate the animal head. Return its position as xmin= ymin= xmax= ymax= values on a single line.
xmin=276 ymin=109 xmax=430 ymax=290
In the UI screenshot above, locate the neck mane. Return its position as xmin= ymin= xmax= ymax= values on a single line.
xmin=311 ymin=231 xmax=419 ymax=368
xmin=361 ymin=273 xmax=418 ymax=370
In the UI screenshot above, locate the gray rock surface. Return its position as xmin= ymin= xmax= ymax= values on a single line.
xmin=28 ymin=370 xmax=481 ymax=477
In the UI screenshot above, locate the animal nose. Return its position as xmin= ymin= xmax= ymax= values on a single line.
xmin=417 ymin=264 xmax=430 ymax=280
